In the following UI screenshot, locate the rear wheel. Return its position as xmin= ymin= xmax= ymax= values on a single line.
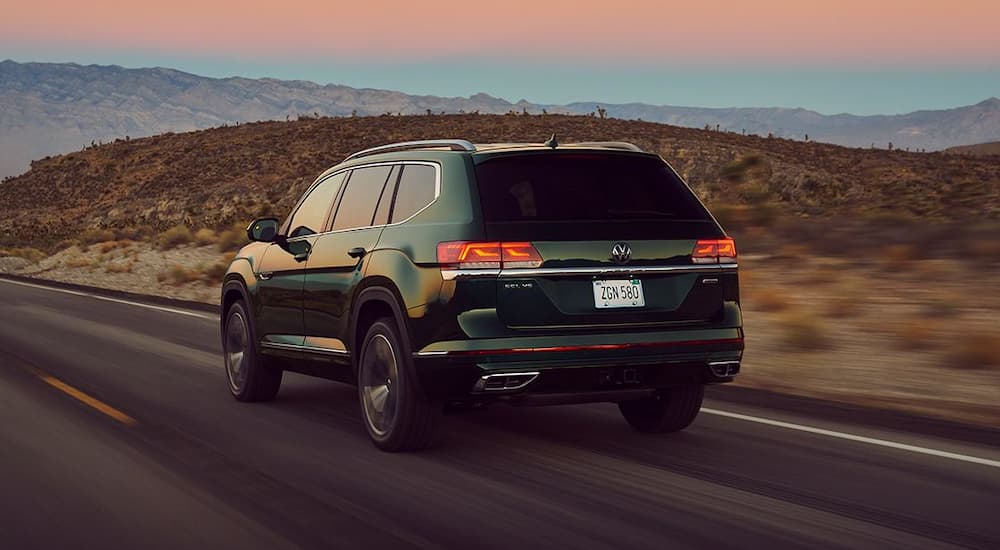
xmin=618 ymin=385 xmax=704 ymax=433
xmin=223 ymin=300 xmax=282 ymax=402
xmin=358 ymin=317 xmax=441 ymax=451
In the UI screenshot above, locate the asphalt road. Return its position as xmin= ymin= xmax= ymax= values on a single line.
xmin=1 ymin=278 xmax=998 ymax=549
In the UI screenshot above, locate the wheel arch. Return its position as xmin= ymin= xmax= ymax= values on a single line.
xmin=350 ymin=280 xmax=413 ymax=370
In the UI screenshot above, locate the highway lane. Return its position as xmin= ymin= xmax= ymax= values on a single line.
xmin=1 ymin=278 xmax=998 ymax=549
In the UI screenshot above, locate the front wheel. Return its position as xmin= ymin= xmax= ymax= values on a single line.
xmin=358 ymin=317 xmax=441 ymax=451
xmin=618 ymin=385 xmax=704 ymax=433
xmin=223 ymin=300 xmax=282 ymax=402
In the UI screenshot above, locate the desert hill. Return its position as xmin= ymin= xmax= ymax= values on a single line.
xmin=1 ymin=113 xmax=998 ymax=250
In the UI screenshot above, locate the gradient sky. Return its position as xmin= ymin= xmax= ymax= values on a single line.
xmin=3 ymin=0 xmax=998 ymax=114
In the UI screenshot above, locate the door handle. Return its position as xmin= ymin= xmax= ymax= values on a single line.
xmin=347 ymin=247 xmax=367 ymax=259
xmin=258 ymin=272 xmax=273 ymax=280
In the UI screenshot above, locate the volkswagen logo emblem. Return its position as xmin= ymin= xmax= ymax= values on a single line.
xmin=610 ymin=242 xmax=631 ymax=264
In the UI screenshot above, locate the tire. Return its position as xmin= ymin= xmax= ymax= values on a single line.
xmin=618 ymin=385 xmax=704 ymax=433
xmin=357 ymin=317 xmax=441 ymax=451
xmin=223 ymin=300 xmax=282 ymax=402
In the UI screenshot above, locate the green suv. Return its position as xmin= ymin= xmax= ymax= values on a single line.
xmin=221 ymin=139 xmax=743 ymax=451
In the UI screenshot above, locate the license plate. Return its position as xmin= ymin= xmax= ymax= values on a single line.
xmin=593 ymin=279 xmax=645 ymax=309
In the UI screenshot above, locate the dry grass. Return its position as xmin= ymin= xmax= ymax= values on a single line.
xmin=967 ymin=239 xmax=1000 ymax=262
xmin=156 ymin=225 xmax=196 ymax=250
xmin=216 ymin=225 xmax=248 ymax=252
xmin=946 ymin=331 xmax=1000 ymax=369
xmin=894 ymin=318 xmax=940 ymax=350
xmin=921 ymin=293 xmax=963 ymax=318
xmin=104 ymin=260 xmax=135 ymax=274
xmin=201 ymin=260 xmax=230 ymax=285
xmin=749 ymin=287 xmax=791 ymax=312
xmin=157 ymin=264 xmax=202 ymax=286
xmin=800 ymin=265 xmax=841 ymax=285
xmin=64 ymin=256 xmax=95 ymax=268
xmin=0 ymin=247 xmax=46 ymax=263
xmin=773 ymin=243 xmax=810 ymax=261
xmin=194 ymin=228 xmax=218 ymax=246
xmin=79 ymin=228 xmax=116 ymax=246
xmin=881 ymin=244 xmax=917 ymax=270
xmin=775 ymin=309 xmax=830 ymax=351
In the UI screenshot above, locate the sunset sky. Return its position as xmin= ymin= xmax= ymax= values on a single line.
xmin=3 ymin=0 xmax=998 ymax=114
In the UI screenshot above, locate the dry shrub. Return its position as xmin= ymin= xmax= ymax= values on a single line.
xmin=157 ymin=264 xmax=201 ymax=285
xmin=65 ymin=256 xmax=95 ymax=268
xmin=1 ymin=247 xmax=46 ymax=263
xmin=750 ymin=287 xmax=790 ymax=312
xmin=201 ymin=260 xmax=230 ymax=285
xmin=776 ymin=309 xmax=830 ymax=351
xmin=894 ymin=318 xmax=939 ymax=350
xmin=825 ymin=295 xmax=862 ymax=318
xmin=104 ymin=260 xmax=135 ymax=274
xmin=800 ymin=265 xmax=840 ymax=285
xmin=881 ymin=244 xmax=916 ymax=270
xmin=217 ymin=224 xmax=248 ymax=252
xmin=774 ymin=243 xmax=809 ymax=260
xmin=912 ymin=259 xmax=958 ymax=280
xmin=194 ymin=228 xmax=218 ymax=246
xmin=53 ymin=238 xmax=80 ymax=251
xmin=96 ymin=241 xmax=120 ymax=254
xmin=946 ymin=331 xmax=1000 ymax=369
xmin=157 ymin=225 xmax=195 ymax=250
xmin=967 ymin=239 xmax=1000 ymax=261
xmin=921 ymin=293 xmax=963 ymax=318
xmin=80 ymin=228 xmax=116 ymax=245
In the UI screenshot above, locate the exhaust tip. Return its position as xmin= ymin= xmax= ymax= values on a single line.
xmin=473 ymin=372 xmax=539 ymax=393
xmin=708 ymin=361 xmax=741 ymax=378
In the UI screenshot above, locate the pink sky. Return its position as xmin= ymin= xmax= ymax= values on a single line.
xmin=4 ymin=0 xmax=999 ymax=65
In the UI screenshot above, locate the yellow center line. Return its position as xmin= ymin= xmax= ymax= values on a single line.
xmin=37 ymin=374 xmax=138 ymax=427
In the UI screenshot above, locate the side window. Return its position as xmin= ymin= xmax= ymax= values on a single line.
xmin=390 ymin=164 xmax=437 ymax=223
xmin=372 ymin=165 xmax=401 ymax=226
xmin=331 ymin=165 xmax=392 ymax=231
xmin=287 ymin=172 xmax=346 ymax=238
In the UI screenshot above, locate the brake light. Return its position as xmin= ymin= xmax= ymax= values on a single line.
xmin=437 ymin=241 xmax=543 ymax=269
xmin=692 ymin=238 xmax=737 ymax=264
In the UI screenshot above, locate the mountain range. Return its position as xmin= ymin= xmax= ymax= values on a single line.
xmin=1 ymin=60 xmax=998 ymax=179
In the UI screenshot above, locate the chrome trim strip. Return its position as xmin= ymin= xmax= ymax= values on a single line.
xmin=498 ymin=264 xmax=737 ymax=278
xmin=285 ymin=161 xmax=442 ymax=242
xmin=472 ymin=372 xmax=540 ymax=393
xmin=345 ymin=139 xmax=476 ymax=161
xmin=260 ymin=341 xmax=350 ymax=356
xmin=440 ymin=268 xmax=501 ymax=281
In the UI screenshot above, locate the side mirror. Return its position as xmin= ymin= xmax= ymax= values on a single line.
xmin=246 ymin=218 xmax=279 ymax=243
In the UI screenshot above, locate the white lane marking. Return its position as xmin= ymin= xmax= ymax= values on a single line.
xmin=0 ymin=278 xmax=215 ymax=320
xmin=703 ymin=407 xmax=1000 ymax=469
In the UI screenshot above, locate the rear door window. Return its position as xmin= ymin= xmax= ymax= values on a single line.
xmin=390 ymin=164 xmax=437 ymax=223
xmin=332 ymin=165 xmax=393 ymax=231
xmin=474 ymin=153 xmax=721 ymax=240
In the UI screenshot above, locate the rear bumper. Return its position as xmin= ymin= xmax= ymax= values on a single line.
xmin=411 ymin=328 xmax=743 ymax=402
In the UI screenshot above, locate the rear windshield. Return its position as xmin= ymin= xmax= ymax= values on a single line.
xmin=475 ymin=153 xmax=721 ymax=240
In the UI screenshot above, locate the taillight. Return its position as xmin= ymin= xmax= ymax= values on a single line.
xmin=692 ymin=238 xmax=737 ymax=264
xmin=500 ymin=242 xmax=543 ymax=268
xmin=437 ymin=241 xmax=543 ymax=269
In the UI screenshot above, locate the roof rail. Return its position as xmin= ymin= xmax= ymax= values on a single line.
xmin=570 ymin=141 xmax=644 ymax=152
xmin=344 ymin=139 xmax=476 ymax=161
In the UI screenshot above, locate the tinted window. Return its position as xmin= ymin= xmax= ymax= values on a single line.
xmin=390 ymin=164 xmax=437 ymax=223
xmin=332 ymin=165 xmax=392 ymax=231
xmin=287 ymin=172 xmax=346 ymax=237
xmin=373 ymin=165 xmax=401 ymax=226
xmin=474 ymin=153 xmax=720 ymax=240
